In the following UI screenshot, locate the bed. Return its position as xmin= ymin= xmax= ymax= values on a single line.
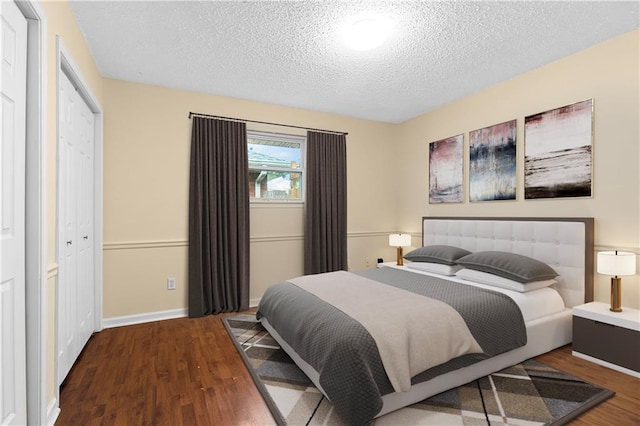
xmin=256 ymin=217 xmax=594 ymax=424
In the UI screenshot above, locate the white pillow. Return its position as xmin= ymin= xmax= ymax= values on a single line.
xmin=407 ymin=262 xmax=462 ymax=276
xmin=455 ymin=268 xmax=557 ymax=292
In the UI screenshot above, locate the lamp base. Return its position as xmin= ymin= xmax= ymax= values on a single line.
xmin=396 ymin=247 xmax=404 ymax=266
xmin=610 ymin=276 xmax=622 ymax=312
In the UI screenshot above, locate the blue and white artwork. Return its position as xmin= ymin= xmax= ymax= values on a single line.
xmin=469 ymin=120 xmax=517 ymax=202
xmin=429 ymin=135 xmax=464 ymax=203
xmin=525 ymin=100 xmax=593 ymax=199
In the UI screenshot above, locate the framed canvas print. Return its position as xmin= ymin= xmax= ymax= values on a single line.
xmin=469 ymin=119 xmax=517 ymax=202
xmin=524 ymin=99 xmax=593 ymax=199
xmin=429 ymin=134 xmax=464 ymax=203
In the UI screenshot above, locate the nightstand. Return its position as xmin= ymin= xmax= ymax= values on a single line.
xmin=572 ymin=301 xmax=640 ymax=378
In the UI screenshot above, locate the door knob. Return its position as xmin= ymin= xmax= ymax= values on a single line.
xmin=66 ymin=240 xmax=72 ymax=246
xmin=84 ymin=235 xmax=88 ymax=240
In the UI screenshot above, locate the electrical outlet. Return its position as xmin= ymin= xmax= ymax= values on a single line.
xmin=364 ymin=258 xmax=370 ymax=268
xmin=167 ymin=277 xmax=176 ymax=290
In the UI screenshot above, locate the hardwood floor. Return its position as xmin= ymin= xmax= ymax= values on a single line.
xmin=56 ymin=311 xmax=639 ymax=426
xmin=56 ymin=313 xmax=275 ymax=426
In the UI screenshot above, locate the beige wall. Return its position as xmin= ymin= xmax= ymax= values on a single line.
xmin=102 ymin=79 xmax=398 ymax=318
xmin=103 ymin=30 xmax=640 ymax=317
xmin=396 ymin=29 xmax=640 ymax=308
xmin=40 ymin=0 xmax=104 ymax=409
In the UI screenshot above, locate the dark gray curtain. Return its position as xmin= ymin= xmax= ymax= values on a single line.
xmin=188 ymin=117 xmax=249 ymax=317
xmin=304 ymin=131 xmax=348 ymax=274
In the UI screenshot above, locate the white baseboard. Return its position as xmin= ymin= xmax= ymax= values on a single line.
xmin=102 ymin=308 xmax=188 ymax=329
xmin=102 ymin=302 xmax=263 ymax=329
xmin=46 ymin=397 xmax=60 ymax=426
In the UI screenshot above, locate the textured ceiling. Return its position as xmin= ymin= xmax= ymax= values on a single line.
xmin=69 ymin=1 xmax=639 ymax=123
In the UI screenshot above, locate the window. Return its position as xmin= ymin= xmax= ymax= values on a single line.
xmin=248 ymin=131 xmax=305 ymax=202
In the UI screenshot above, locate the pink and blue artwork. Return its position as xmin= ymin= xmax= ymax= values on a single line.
xmin=469 ymin=120 xmax=517 ymax=202
xmin=429 ymin=134 xmax=464 ymax=204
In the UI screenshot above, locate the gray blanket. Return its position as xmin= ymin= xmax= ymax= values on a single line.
xmin=288 ymin=271 xmax=482 ymax=392
xmin=256 ymin=267 xmax=527 ymax=425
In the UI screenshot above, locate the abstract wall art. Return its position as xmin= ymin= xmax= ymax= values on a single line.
xmin=429 ymin=134 xmax=464 ymax=203
xmin=469 ymin=119 xmax=517 ymax=202
xmin=524 ymin=99 xmax=593 ymax=199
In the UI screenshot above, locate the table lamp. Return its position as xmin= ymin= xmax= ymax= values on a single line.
xmin=389 ymin=234 xmax=411 ymax=266
xmin=597 ymin=250 xmax=636 ymax=312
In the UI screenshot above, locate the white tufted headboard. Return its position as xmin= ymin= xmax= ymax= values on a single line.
xmin=422 ymin=217 xmax=594 ymax=308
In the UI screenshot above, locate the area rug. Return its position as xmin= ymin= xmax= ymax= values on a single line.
xmin=223 ymin=314 xmax=613 ymax=426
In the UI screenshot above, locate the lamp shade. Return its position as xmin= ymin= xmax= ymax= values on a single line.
xmin=389 ymin=234 xmax=411 ymax=247
xmin=597 ymin=251 xmax=636 ymax=276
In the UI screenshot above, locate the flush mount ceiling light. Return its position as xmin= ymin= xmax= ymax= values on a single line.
xmin=344 ymin=17 xmax=391 ymax=51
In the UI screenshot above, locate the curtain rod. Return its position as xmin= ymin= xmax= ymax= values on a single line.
xmin=188 ymin=111 xmax=348 ymax=136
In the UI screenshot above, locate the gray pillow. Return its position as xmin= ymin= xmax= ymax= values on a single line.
xmin=456 ymin=251 xmax=558 ymax=283
xmin=403 ymin=245 xmax=472 ymax=265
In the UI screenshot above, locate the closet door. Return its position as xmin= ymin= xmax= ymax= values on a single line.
xmin=57 ymin=70 xmax=95 ymax=383
xmin=75 ymin=88 xmax=95 ymax=349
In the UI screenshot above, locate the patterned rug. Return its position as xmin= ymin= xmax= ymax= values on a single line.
xmin=223 ymin=314 xmax=613 ymax=426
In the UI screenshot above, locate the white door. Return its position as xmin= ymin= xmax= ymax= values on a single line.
xmin=57 ymin=70 xmax=95 ymax=383
xmin=0 ymin=1 xmax=28 ymax=424
xmin=75 ymin=86 xmax=95 ymax=350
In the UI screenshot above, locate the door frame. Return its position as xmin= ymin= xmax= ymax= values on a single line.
xmin=13 ymin=0 xmax=48 ymax=424
xmin=55 ymin=35 xmax=103 ymax=395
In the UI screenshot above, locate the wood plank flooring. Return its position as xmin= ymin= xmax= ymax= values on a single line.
xmin=56 ymin=311 xmax=639 ymax=425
